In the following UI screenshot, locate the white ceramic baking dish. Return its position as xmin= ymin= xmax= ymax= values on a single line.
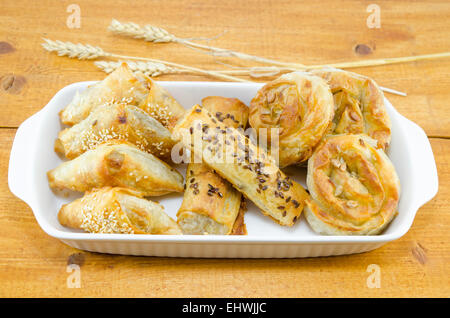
xmin=8 ymin=81 xmax=438 ymax=258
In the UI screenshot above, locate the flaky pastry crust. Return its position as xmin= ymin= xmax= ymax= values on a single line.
xmin=58 ymin=187 xmax=181 ymax=234
xmin=310 ymin=68 xmax=391 ymax=150
xmin=249 ymin=72 xmax=335 ymax=167
xmin=173 ymin=104 xmax=309 ymax=226
xmin=177 ymin=96 xmax=249 ymax=234
xmin=305 ymin=134 xmax=400 ymax=235
xmin=55 ymin=103 xmax=175 ymax=160
xmin=48 ymin=140 xmax=184 ymax=196
xmin=60 ymin=63 xmax=151 ymax=126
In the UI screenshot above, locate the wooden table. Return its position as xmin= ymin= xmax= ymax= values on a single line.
xmin=0 ymin=0 xmax=448 ymax=297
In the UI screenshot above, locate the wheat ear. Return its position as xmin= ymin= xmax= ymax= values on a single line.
xmin=42 ymin=39 xmax=249 ymax=82
xmin=95 ymin=60 xmax=183 ymax=77
xmin=108 ymin=19 xmax=308 ymax=69
xmin=108 ymin=20 xmax=450 ymax=72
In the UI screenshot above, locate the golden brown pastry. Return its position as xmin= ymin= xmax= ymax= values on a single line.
xmin=55 ymin=103 xmax=175 ymax=160
xmin=249 ymin=72 xmax=335 ymax=167
xmin=177 ymin=96 xmax=249 ymax=235
xmin=305 ymin=134 xmax=400 ymax=235
xmin=230 ymin=200 xmax=248 ymax=235
xmin=201 ymin=96 xmax=249 ymax=130
xmin=140 ymin=79 xmax=186 ymax=131
xmin=58 ymin=187 xmax=182 ymax=234
xmin=48 ymin=140 xmax=184 ymax=196
xmin=173 ymin=104 xmax=310 ymax=226
xmin=177 ymin=163 xmax=243 ymax=234
xmin=60 ymin=63 xmax=151 ymax=126
xmin=310 ymin=68 xmax=391 ymax=150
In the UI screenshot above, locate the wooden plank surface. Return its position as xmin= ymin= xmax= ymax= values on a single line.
xmin=0 ymin=0 xmax=449 ymax=297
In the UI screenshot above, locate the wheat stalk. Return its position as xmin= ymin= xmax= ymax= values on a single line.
xmin=108 ymin=19 xmax=450 ymax=72
xmin=41 ymin=38 xmax=249 ymax=82
xmin=93 ymin=60 xmax=406 ymax=96
xmin=42 ymin=39 xmax=406 ymax=95
xmin=108 ymin=19 xmax=308 ymax=69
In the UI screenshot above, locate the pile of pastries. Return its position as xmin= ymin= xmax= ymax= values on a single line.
xmin=47 ymin=63 xmax=400 ymax=236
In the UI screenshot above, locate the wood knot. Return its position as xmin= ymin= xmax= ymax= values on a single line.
xmin=411 ymin=242 xmax=427 ymax=265
xmin=1 ymin=74 xmax=26 ymax=94
xmin=67 ymin=253 xmax=85 ymax=267
xmin=0 ymin=42 xmax=15 ymax=54
xmin=354 ymin=44 xmax=373 ymax=55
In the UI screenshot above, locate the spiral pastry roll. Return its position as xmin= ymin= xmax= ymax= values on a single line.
xmin=310 ymin=68 xmax=391 ymax=150
xmin=305 ymin=134 xmax=400 ymax=235
xmin=249 ymin=72 xmax=335 ymax=167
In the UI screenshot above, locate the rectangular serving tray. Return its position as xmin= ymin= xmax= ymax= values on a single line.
xmin=8 ymin=81 xmax=438 ymax=258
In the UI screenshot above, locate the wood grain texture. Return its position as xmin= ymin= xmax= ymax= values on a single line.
xmin=0 ymin=0 xmax=449 ymax=298
xmin=0 ymin=0 xmax=449 ymax=134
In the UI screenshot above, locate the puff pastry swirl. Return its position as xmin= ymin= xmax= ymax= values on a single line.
xmin=48 ymin=140 xmax=184 ymax=196
xmin=305 ymin=134 xmax=400 ymax=235
xmin=249 ymin=72 xmax=335 ymax=167
xmin=310 ymin=68 xmax=391 ymax=150
xmin=58 ymin=187 xmax=182 ymax=234
xmin=177 ymin=96 xmax=249 ymax=234
xmin=55 ymin=103 xmax=175 ymax=160
xmin=60 ymin=63 xmax=151 ymax=126
xmin=173 ymin=104 xmax=309 ymax=226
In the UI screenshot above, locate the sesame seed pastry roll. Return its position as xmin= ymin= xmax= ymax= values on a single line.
xmin=173 ymin=104 xmax=309 ymax=226
xmin=177 ymin=96 xmax=249 ymax=235
xmin=58 ymin=187 xmax=182 ymax=234
xmin=55 ymin=103 xmax=175 ymax=160
xmin=140 ymin=78 xmax=186 ymax=131
xmin=60 ymin=63 xmax=151 ymax=126
xmin=309 ymin=68 xmax=391 ymax=150
xmin=249 ymin=72 xmax=335 ymax=168
xmin=48 ymin=140 xmax=184 ymax=196
xmin=305 ymin=134 xmax=400 ymax=235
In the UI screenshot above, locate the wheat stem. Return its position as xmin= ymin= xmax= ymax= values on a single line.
xmin=94 ymin=60 xmax=406 ymax=96
xmin=108 ymin=19 xmax=450 ymax=72
xmin=42 ymin=39 xmax=407 ymax=95
xmin=108 ymin=19 xmax=308 ymax=69
xmin=42 ymin=38 xmax=249 ymax=82
xmin=307 ymin=52 xmax=450 ymax=70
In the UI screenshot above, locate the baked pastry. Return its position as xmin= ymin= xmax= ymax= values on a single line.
xmin=201 ymin=96 xmax=249 ymax=130
xmin=60 ymin=63 xmax=151 ymax=126
xmin=177 ymin=96 xmax=249 ymax=235
xmin=55 ymin=103 xmax=175 ymax=160
xmin=48 ymin=140 xmax=184 ymax=196
xmin=173 ymin=104 xmax=310 ymax=226
xmin=140 ymin=79 xmax=186 ymax=131
xmin=249 ymin=72 xmax=335 ymax=167
xmin=310 ymin=68 xmax=391 ymax=150
xmin=230 ymin=200 xmax=247 ymax=235
xmin=305 ymin=134 xmax=400 ymax=235
xmin=177 ymin=163 xmax=243 ymax=234
xmin=58 ymin=187 xmax=182 ymax=234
